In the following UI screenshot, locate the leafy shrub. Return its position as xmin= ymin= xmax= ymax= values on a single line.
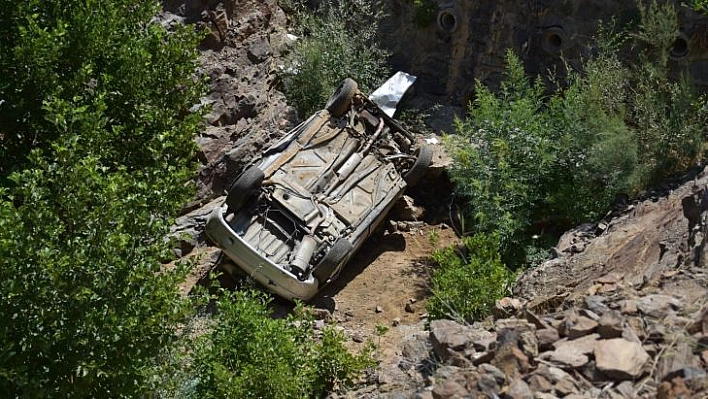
xmin=412 ymin=0 xmax=437 ymax=27
xmin=630 ymin=1 xmax=708 ymax=178
xmin=191 ymin=290 xmax=375 ymax=398
xmin=280 ymin=0 xmax=390 ymax=117
xmin=427 ymin=233 xmax=514 ymax=323
xmin=446 ymin=2 xmax=707 ymax=266
xmin=0 ymin=0 xmax=204 ymax=396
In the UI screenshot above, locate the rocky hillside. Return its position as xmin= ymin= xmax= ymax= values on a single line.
xmin=339 ymin=170 xmax=708 ymax=398
xmin=163 ymin=1 xmax=707 ymax=398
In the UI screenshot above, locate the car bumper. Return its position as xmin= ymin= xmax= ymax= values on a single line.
xmin=205 ymin=205 xmax=320 ymax=301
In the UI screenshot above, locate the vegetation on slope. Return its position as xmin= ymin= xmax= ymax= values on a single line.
xmin=278 ymin=0 xmax=390 ymax=117
xmin=0 ymin=0 xmax=204 ymax=395
xmin=0 ymin=1 xmax=373 ymax=397
xmin=430 ymin=1 xmax=707 ymax=322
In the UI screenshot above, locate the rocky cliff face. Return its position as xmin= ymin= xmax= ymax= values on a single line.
xmin=339 ymin=169 xmax=707 ymax=398
xmin=162 ymin=0 xmax=298 ymax=207
xmin=382 ymin=0 xmax=708 ymax=106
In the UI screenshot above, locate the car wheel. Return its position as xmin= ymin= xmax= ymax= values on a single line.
xmin=226 ymin=166 xmax=265 ymax=212
xmin=313 ymin=238 xmax=352 ymax=285
xmin=325 ymin=78 xmax=358 ymax=118
xmin=404 ymin=145 xmax=433 ymax=187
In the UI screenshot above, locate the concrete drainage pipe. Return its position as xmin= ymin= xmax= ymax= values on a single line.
xmin=437 ymin=9 xmax=458 ymax=33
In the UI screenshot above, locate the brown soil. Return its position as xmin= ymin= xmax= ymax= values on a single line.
xmin=319 ymin=224 xmax=459 ymax=355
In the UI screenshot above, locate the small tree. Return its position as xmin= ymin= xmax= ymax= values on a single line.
xmin=427 ymin=233 xmax=514 ymax=323
xmin=0 ymin=0 xmax=205 ymax=396
xmin=446 ymin=2 xmax=707 ymax=267
xmin=280 ymin=0 xmax=390 ymax=117
xmin=191 ymin=290 xmax=375 ymax=398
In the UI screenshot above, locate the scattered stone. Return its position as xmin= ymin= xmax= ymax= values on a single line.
xmin=637 ymin=294 xmax=681 ymax=318
xmin=539 ymin=346 xmax=589 ymax=369
xmin=405 ymin=303 xmax=416 ymax=313
xmin=351 ymin=333 xmax=365 ymax=343
xmin=432 ymin=380 xmax=467 ymax=399
xmin=494 ymin=297 xmax=523 ymax=318
xmin=527 ymin=374 xmax=553 ymax=392
xmin=506 ymin=378 xmax=533 ymax=399
xmin=375 ymin=305 xmax=384 ymax=313
xmin=594 ymin=338 xmax=650 ymax=379
xmin=597 ymin=310 xmax=624 ymax=339
xmin=392 ymin=317 xmax=401 ymax=327
xmin=620 ymin=299 xmax=638 ymax=315
xmin=567 ymin=315 xmax=598 ymax=339
xmin=552 ymin=333 xmax=600 ymax=355
xmin=658 ymin=342 xmax=700 ymax=382
xmin=536 ymin=328 xmax=560 ymax=351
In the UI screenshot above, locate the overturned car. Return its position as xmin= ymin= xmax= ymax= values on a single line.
xmin=206 ymin=78 xmax=432 ymax=301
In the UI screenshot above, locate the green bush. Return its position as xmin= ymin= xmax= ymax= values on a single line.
xmin=412 ymin=0 xmax=437 ymax=27
xmin=280 ymin=0 xmax=390 ymax=117
xmin=427 ymin=233 xmax=514 ymax=323
xmin=631 ymin=1 xmax=707 ymax=178
xmin=446 ymin=2 xmax=707 ymax=266
xmin=191 ymin=290 xmax=375 ymax=399
xmin=0 ymin=0 xmax=204 ymax=396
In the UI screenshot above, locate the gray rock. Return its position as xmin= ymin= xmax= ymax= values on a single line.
xmin=567 ymin=315 xmax=598 ymax=339
xmin=478 ymin=363 xmax=506 ymax=385
xmin=536 ymin=328 xmax=560 ymax=351
xmin=539 ymin=346 xmax=589 ymax=369
xmin=432 ymin=380 xmax=468 ymax=399
xmin=657 ymin=342 xmax=698 ymax=381
xmin=552 ymin=333 xmax=600 ymax=355
xmin=636 ymin=294 xmax=680 ymax=318
xmin=584 ymin=295 xmax=611 ymax=315
xmin=506 ymin=378 xmax=533 ymax=399
xmin=429 ymin=319 xmax=471 ymax=361
xmin=401 ymin=336 xmax=430 ymax=371
xmin=594 ymin=338 xmax=649 ymax=379
xmin=597 ymin=310 xmax=624 ymax=339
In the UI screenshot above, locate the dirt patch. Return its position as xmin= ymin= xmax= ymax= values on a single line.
xmin=322 ymin=224 xmax=458 ymax=344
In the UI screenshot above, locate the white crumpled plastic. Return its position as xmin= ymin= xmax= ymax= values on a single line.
xmin=368 ymin=71 xmax=417 ymax=117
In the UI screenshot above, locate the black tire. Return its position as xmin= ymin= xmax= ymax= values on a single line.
xmin=226 ymin=166 xmax=265 ymax=211
xmin=325 ymin=78 xmax=358 ymax=118
xmin=313 ymin=238 xmax=352 ymax=285
xmin=404 ymin=145 xmax=433 ymax=187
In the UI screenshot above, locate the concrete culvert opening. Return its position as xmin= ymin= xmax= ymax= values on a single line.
xmin=670 ymin=33 xmax=689 ymax=59
xmin=437 ymin=9 xmax=458 ymax=33
xmin=542 ymin=27 xmax=565 ymax=54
